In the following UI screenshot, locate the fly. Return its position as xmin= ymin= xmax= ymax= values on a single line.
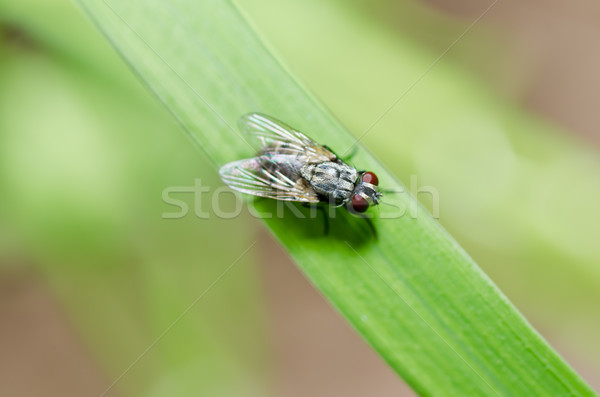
xmin=219 ymin=113 xmax=382 ymax=227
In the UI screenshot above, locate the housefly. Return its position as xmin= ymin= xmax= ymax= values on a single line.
xmin=219 ymin=113 xmax=382 ymax=218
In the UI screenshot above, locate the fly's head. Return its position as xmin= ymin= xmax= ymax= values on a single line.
xmin=349 ymin=171 xmax=382 ymax=213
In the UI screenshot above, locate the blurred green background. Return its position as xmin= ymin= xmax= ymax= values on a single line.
xmin=1 ymin=0 xmax=598 ymax=396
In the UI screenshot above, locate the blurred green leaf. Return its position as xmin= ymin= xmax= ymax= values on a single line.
xmin=0 ymin=1 xmax=268 ymax=395
xmin=76 ymin=0 xmax=596 ymax=395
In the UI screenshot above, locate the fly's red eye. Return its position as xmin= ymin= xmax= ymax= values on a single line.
xmin=351 ymin=194 xmax=369 ymax=213
xmin=361 ymin=171 xmax=379 ymax=186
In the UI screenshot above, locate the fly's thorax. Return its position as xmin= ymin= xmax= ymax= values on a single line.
xmin=301 ymin=162 xmax=358 ymax=202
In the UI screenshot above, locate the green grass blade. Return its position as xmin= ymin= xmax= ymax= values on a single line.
xmin=75 ymin=0 xmax=596 ymax=395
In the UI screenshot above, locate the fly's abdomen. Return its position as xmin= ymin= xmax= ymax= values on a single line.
xmin=301 ymin=162 xmax=358 ymax=202
xmin=260 ymin=154 xmax=304 ymax=181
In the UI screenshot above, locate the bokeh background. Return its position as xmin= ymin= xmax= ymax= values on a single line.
xmin=1 ymin=0 xmax=599 ymax=396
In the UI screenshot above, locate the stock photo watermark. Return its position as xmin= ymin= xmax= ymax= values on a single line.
xmin=162 ymin=176 xmax=440 ymax=220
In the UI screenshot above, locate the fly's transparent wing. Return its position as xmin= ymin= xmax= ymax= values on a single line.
xmin=238 ymin=113 xmax=337 ymax=163
xmin=219 ymin=155 xmax=320 ymax=203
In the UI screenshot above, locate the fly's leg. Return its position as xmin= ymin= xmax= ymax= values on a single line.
xmin=355 ymin=213 xmax=377 ymax=239
xmin=302 ymin=203 xmax=329 ymax=235
xmin=319 ymin=206 xmax=329 ymax=235
xmin=341 ymin=145 xmax=359 ymax=162
xmin=323 ymin=144 xmax=358 ymax=163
